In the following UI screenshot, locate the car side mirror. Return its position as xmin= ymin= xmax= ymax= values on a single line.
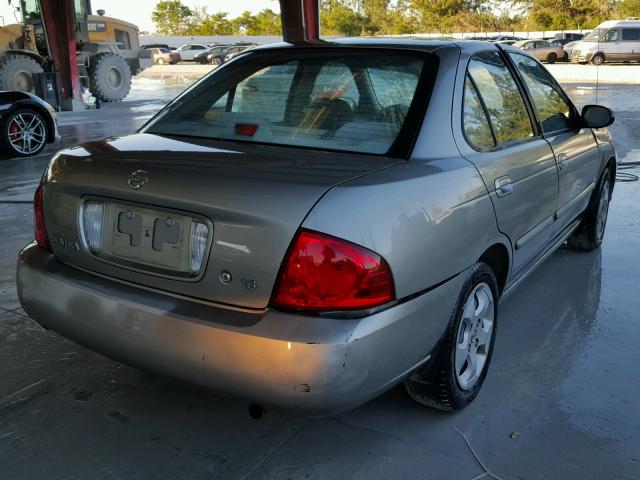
xmin=581 ymin=105 xmax=614 ymax=128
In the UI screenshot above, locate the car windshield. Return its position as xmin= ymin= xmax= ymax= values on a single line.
xmin=584 ymin=28 xmax=607 ymax=41
xmin=145 ymin=50 xmax=431 ymax=155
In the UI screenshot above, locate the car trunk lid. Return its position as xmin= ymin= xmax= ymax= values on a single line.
xmin=42 ymin=133 xmax=401 ymax=309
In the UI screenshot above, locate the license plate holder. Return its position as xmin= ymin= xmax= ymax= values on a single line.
xmin=100 ymin=202 xmax=192 ymax=273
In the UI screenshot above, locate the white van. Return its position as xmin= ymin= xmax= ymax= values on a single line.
xmin=571 ymin=19 xmax=640 ymax=64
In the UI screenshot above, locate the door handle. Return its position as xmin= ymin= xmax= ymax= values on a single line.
xmin=495 ymin=176 xmax=513 ymax=197
xmin=557 ymin=153 xmax=569 ymax=170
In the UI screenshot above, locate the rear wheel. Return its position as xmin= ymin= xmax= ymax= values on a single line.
xmin=2 ymin=108 xmax=48 ymax=157
xmin=546 ymin=52 xmax=557 ymax=64
xmin=156 ymin=58 xmax=165 ymax=65
xmin=568 ymin=168 xmax=612 ymax=251
xmin=591 ymin=53 xmax=605 ymax=65
xmin=405 ymin=262 xmax=498 ymax=411
xmin=89 ymin=53 xmax=132 ymax=102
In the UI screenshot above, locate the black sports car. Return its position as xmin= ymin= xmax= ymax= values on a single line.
xmin=0 ymin=91 xmax=58 ymax=157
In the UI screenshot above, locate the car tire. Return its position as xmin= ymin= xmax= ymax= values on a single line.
xmin=404 ymin=262 xmax=498 ymax=412
xmin=546 ymin=53 xmax=557 ymax=64
xmin=591 ymin=53 xmax=605 ymax=65
xmin=568 ymin=168 xmax=612 ymax=251
xmin=211 ymin=57 xmax=222 ymax=65
xmin=157 ymin=58 xmax=165 ymax=65
xmin=2 ymin=108 xmax=48 ymax=157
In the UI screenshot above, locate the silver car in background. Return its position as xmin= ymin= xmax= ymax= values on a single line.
xmin=17 ymin=40 xmax=616 ymax=415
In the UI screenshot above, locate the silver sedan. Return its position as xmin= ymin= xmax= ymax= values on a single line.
xmin=17 ymin=40 xmax=616 ymax=415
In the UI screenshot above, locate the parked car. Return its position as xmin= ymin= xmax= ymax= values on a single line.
xmin=563 ymin=40 xmax=579 ymax=58
xmin=17 ymin=40 xmax=616 ymax=415
xmin=571 ymin=19 xmax=640 ymax=64
xmin=512 ymin=39 xmax=567 ymax=62
xmin=546 ymin=37 xmax=573 ymax=47
xmin=172 ymin=43 xmax=209 ymax=61
xmin=194 ymin=45 xmax=231 ymax=64
xmin=148 ymin=47 xmax=180 ymax=65
xmin=495 ymin=39 xmax=517 ymax=46
xmin=553 ymin=32 xmax=584 ymax=42
xmin=206 ymin=45 xmax=252 ymax=65
xmin=0 ymin=91 xmax=57 ymax=157
xmin=486 ymin=35 xmax=522 ymax=42
xmin=141 ymin=43 xmax=171 ymax=50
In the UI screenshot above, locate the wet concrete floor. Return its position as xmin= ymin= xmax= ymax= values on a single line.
xmin=0 ymin=79 xmax=639 ymax=479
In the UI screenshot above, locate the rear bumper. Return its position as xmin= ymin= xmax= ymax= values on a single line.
xmin=17 ymin=244 xmax=462 ymax=415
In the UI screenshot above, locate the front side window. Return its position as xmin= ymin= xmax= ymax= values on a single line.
xmin=146 ymin=51 xmax=429 ymax=155
xmin=605 ymin=29 xmax=619 ymax=42
xmin=622 ymin=28 xmax=640 ymax=41
xmin=467 ymin=52 xmax=534 ymax=145
xmin=463 ymin=75 xmax=495 ymax=149
xmin=509 ymin=53 xmax=572 ymax=133
xmin=584 ymin=29 xmax=606 ymax=41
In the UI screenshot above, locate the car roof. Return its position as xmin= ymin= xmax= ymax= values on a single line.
xmin=596 ymin=19 xmax=640 ymax=28
xmin=251 ymin=37 xmax=517 ymax=54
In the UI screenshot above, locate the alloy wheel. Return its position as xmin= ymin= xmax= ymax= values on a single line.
xmin=596 ymin=177 xmax=611 ymax=243
xmin=8 ymin=112 xmax=46 ymax=155
xmin=454 ymin=282 xmax=495 ymax=391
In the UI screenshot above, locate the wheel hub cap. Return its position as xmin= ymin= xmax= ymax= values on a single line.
xmin=455 ymin=282 xmax=495 ymax=391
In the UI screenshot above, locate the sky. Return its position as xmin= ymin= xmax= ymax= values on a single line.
xmin=0 ymin=1 xmax=280 ymax=33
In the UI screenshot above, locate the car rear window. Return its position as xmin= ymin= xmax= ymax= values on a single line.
xmin=145 ymin=49 xmax=432 ymax=155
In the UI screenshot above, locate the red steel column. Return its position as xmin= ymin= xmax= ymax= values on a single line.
xmin=39 ymin=0 xmax=83 ymax=108
xmin=280 ymin=0 xmax=321 ymax=43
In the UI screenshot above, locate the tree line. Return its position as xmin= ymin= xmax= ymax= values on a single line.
xmin=151 ymin=0 xmax=640 ymax=36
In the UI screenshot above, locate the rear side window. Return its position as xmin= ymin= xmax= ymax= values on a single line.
xmin=467 ymin=51 xmax=534 ymax=145
xmin=509 ymin=53 xmax=572 ymax=133
xmin=622 ymin=28 xmax=640 ymax=41
xmin=463 ymin=75 xmax=495 ymax=149
xmin=146 ymin=51 xmax=430 ymax=155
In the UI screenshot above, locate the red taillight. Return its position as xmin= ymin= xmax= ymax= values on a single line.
xmin=34 ymin=184 xmax=51 ymax=252
xmin=272 ymin=230 xmax=395 ymax=312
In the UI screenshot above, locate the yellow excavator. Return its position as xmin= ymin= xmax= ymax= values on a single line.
xmin=0 ymin=0 xmax=141 ymax=101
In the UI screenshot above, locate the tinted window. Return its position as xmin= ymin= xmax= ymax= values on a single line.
xmin=146 ymin=52 xmax=428 ymax=155
xmin=312 ymin=62 xmax=360 ymax=109
xmin=509 ymin=53 xmax=572 ymax=133
xmin=622 ymin=28 xmax=640 ymax=41
xmin=231 ymin=63 xmax=297 ymax=122
xmin=369 ymin=68 xmax=420 ymax=108
xmin=463 ymin=75 xmax=495 ymax=149
xmin=193 ymin=45 xmax=207 ymax=50
xmin=467 ymin=52 xmax=533 ymax=144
